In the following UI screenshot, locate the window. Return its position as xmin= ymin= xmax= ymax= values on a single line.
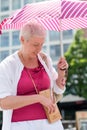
xmin=76 ymin=111 xmax=87 ymax=130
xmin=35 ymin=0 xmax=45 ymax=2
xmin=12 ymin=49 xmax=18 ymax=53
xmin=12 ymin=0 xmax=21 ymax=10
xmin=49 ymin=31 xmax=59 ymax=41
xmin=12 ymin=31 xmax=20 ymax=46
xmin=63 ymin=30 xmax=73 ymax=40
xmin=0 ymin=51 xmax=9 ymax=61
xmin=64 ymin=44 xmax=70 ymax=53
xmin=80 ymin=120 xmax=87 ymax=130
xmin=50 ymin=44 xmax=61 ymax=61
xmin=1 ymin=32 xmax=9 ymax=47
xmin=24 ymin=0 xmax=32 ymax=5
xmin=1 ymin=15 xmax=9 ymax=21
xmin=1 ymin=0 xmax=9 ymax=11
xmin=42 ymin=45 xmax=47 ymax=53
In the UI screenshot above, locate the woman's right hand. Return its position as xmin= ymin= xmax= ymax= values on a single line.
xmin=39 ymin=95 xmax=56 ymax=114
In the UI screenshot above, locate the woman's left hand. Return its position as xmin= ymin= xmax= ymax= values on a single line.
xmin=57 ymin=57 xmax=68 ymax=72
xmin=56 ymin=57 xmax=69 ymax=88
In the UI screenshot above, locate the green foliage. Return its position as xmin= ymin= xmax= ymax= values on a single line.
xmin=64 ymin=30 xmax=87 ymax=99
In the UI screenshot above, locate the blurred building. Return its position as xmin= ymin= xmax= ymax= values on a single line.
xmin=0 ymin=0 xmax=74 ymax=67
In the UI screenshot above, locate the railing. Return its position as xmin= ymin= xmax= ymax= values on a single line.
xmin=62 ymin=120 xmax=76 ymax=130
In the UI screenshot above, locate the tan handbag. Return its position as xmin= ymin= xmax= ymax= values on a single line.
xmin=26 ymin=70 xmax=62 ymax=123
xmin=39 ymin=89 xmax=62 ymax=123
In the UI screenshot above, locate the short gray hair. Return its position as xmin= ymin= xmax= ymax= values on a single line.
xmin=19 ymin=20 xmax=46 ymax=41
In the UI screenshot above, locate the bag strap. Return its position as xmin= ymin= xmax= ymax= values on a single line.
xmin=25 ymin=52 xmax=50 ymax=95
xmin=26 ymin=52 xmax=48 ymax=94
xmin=25 ymin=69 xmax=39 ymax=94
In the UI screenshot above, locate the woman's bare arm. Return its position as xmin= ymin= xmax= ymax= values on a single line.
xmin=0 ymin=95 xmax=41 ymax=110
xmin=0 ymin=95 xmax=55 ymax=113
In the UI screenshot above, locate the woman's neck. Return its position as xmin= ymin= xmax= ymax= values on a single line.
xmin=18 ymin=50 xmax=39 ymax=68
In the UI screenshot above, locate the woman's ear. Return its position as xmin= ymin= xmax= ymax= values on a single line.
xmin=20 ymin=36 xmax=25 ymax=43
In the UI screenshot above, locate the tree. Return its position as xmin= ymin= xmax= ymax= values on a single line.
xmin=64 ymin=30 xmax=87 ymax=98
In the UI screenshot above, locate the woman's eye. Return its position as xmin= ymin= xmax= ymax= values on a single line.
xmin=33 ymin=43 xmax=43 ymax=47
xmin=34 ymin=44 xmax=38 ymax=47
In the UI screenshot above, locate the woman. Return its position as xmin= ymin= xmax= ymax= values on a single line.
xmin=0 ymin=20 xmax=68 ymax=130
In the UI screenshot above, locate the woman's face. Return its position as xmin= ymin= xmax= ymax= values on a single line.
xmin=22 ymin=35 xmax=45 ymax=58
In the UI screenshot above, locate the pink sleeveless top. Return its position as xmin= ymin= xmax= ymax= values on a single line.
xmin=11 ymin=61 xmax=50 ymax=122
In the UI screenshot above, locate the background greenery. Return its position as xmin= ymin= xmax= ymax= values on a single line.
xmin=64 ymin=30 xmax=87 ymax=99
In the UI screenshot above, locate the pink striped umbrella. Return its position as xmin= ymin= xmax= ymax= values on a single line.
xmin=0 ymin=0 xmax=87 ymax=55
xmin=0 ymin=0 xmax=87 ymax=32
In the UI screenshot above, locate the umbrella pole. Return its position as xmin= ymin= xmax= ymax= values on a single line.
xmin=60 ymin=30 xmax=68 ymax=79
xmin=59 ymin=15 xmax=64 ymax=57
xmin=60 ymin=30 xmax=64 ymax=57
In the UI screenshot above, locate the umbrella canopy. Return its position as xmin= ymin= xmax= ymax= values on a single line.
xmin=0 ymin=0 xmax=87 ymax=56
xmin=0 ymin=0 xmax=87 ymax=32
